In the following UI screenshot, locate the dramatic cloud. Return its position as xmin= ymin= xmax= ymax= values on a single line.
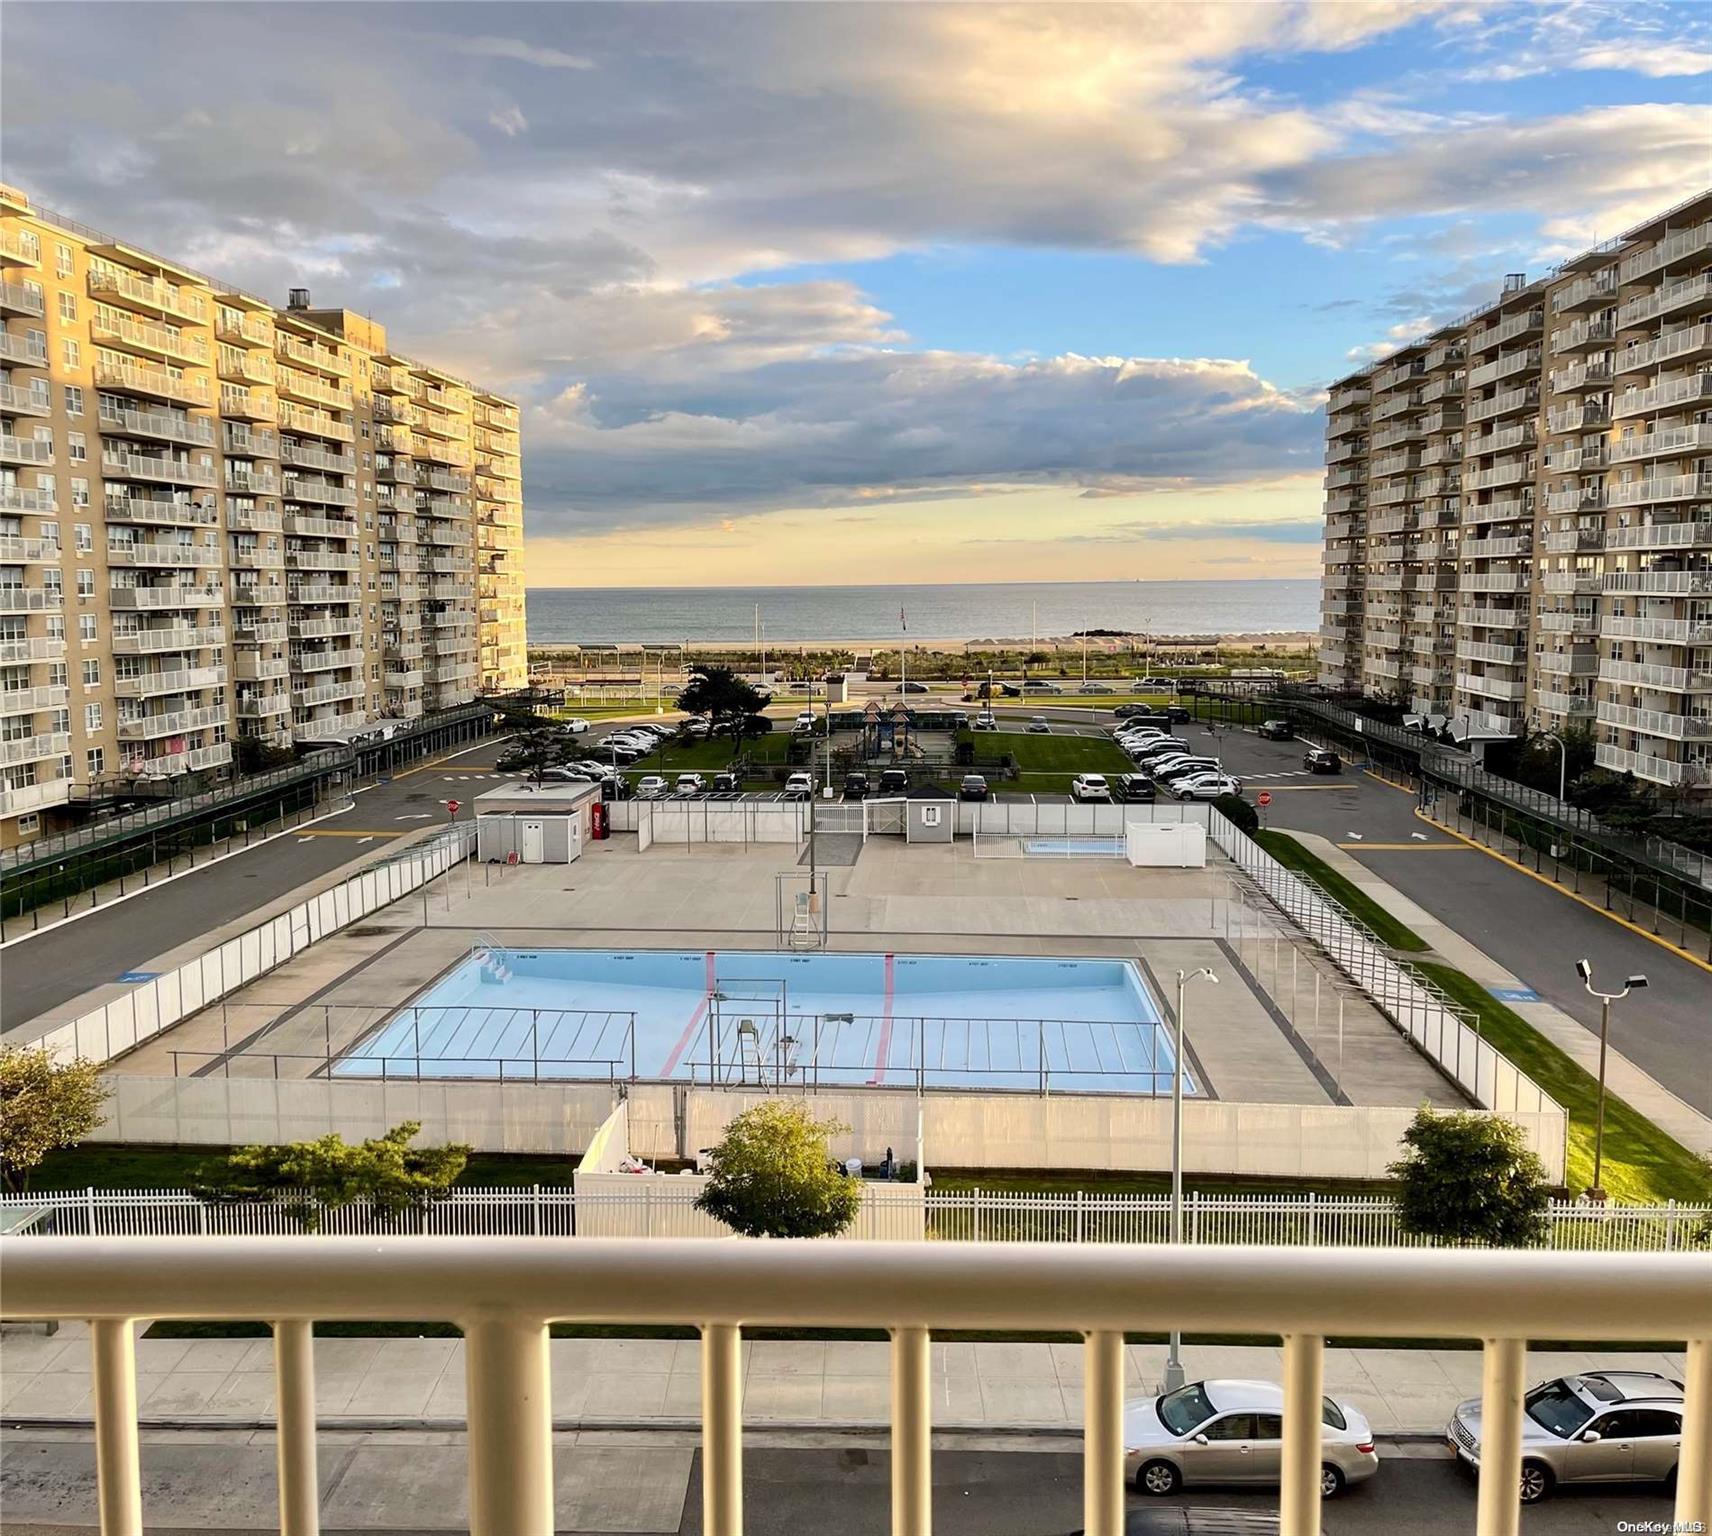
xmin=3 ymin=1 xmax=1705 ymax=549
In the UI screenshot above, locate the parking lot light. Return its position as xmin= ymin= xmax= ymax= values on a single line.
xmin=1165 ymin=966 xmax=1218 ymax=1393
xmin=1575 ymin=959 xmax=1648 ymax=1202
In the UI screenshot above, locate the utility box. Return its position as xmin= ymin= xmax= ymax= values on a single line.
xmin=905 ymin=789 xmax=955 ymax=843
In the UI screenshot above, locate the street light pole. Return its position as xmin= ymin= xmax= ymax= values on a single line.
xmin=1165 ymin=966 xmax=1218 ymax=1393
xmin=1541 ymin=728 xmax=1566 ymax=803
xmin=1575 ymin=959 xmax=1648 ymax=1202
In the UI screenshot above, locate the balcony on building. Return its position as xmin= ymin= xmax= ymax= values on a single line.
xmin=1616 ymin=323 xmax=1712 ymax=376
xmin=1597 ymin=698 xmax=1712 ymax=741
xmin=106 ymin=495 xmax=219 ymax=537
xmin=114 ymin=663 xmax=228 ymax=700
xmin=105 ymin=537 xmax=220 ymax=569
xmin=0 ymin=329 xmax=48 ymax=369
xmin=1617 ymin=219 xmax=1712 ymax=285
xmin=101 ymin=446 xmax=218 ymax=488
xmin=0 ymin=378 xmax=51 ymax=418
xmin=0 ymin=277 xmax=46 ymax=318
xmin=279 ymin=438 xmax=355 ymax=474
xmin=86 ymin=265 xmax=206 ymax=323
xmin=1617 ymin=271 xmax=1712 ymax=330
xmin=102 ymin=400 xmax=217 ymax=449
xmin=110 ymin=623 xmax=226 ymax=657
xmin=1595 ymin=741 xmax=1693 ymax=785
xmin=90 ymin=308 xmax=209 ymax=367
xmin=107 ymin=582 xmax=224 ymax=611
xmin=94 ymin=357 xmax=211 ymax=407
xmin=0 ymin=432 xmax=53 ymax=468
xmin=1466 ymin=383 xmax=1538 ymax=424
xmin=1614 ymin=372 xmax=1712 ymax=419
xmin=276 ymin=401 xmax=353 ymax=443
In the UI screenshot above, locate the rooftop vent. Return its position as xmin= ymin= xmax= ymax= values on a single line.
xmin=287 ymin=287 xmax=311 ymax=310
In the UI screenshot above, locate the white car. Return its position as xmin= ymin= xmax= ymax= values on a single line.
xmin=1116 ymin=727 xmax=1167 ymax=746
xmin=1070 ymin=773 xmax=1111 ymax=802
xmin=673 ymin=773 xmax=706 ymax=796
xmin=1174 ymin=772 xmax=1242 ymax=800
xmin=636 ymin=775 xmax=669 ymax=798
xmin=561 ymin=717 xmax=591 ymax=734
xmin=783 ymin=772 xmax=814 ymax=800
xmin=1126 ymin=1378 xmax=1378 ymax=1498
xmin=794 ymin=710 xmax=817 ymax=731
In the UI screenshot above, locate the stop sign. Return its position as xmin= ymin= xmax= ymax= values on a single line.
xmin=1257 ymin=791 xmax=1272 ymax=808
xmin=447 ymin=799 xmax=461 ymax=816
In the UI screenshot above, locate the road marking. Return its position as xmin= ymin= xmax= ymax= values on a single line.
xmin=1346 ymin=832 xmax=1363 ymax=840
xmin=1419 ymin=807 xmax=1712 ymax=976
xmin=294 ymin=829 xmax=403 ymax=838
xmin=1245 ymin=784 xmax=1349 ymax=792
xmin=1411 ymin=832 xmax=1429 ymax=841
xmin=396 ymin=813 xmax=431 ymax=820
xmin=1336 ymin=841 xmax=1470 ymax=851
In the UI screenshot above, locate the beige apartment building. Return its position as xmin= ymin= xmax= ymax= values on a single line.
xmin=1320 ymin=189 xmax=1712 ymax=794
xmin=0 ymin=185 xmax=527 ymax=849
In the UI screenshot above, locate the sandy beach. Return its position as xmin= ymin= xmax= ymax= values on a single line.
xmin=533 ymin=631 xmax=1317 ymax=655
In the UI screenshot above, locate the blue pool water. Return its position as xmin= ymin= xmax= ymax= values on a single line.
xmin=1023 ymin=837 xmax=1126 ymax=858
xmin=335 ymin=949 xmax=1188 ymax=1095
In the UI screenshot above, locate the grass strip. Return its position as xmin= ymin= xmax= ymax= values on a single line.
xmin=1416 ymin=963 xmax=1711 ymax=1205
xmin=1253 ymin=830 xmax=1429 ymax=952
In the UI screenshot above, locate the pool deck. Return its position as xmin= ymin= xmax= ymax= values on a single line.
xmin=114 ymin=834 xmax=1461 ymax=1111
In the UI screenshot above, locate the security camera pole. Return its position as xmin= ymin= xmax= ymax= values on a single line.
xmin=1575 ymin=959 xmax=1648 ymax=1202
xmin=1165 ymin=966 xmax=1218 ymax=1392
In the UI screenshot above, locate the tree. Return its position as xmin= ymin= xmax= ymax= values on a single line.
xmin=492 ymin=699 xmax=564 ymax=785
xmin=1213 ymin=792 xmax=1258 ymax=834
xmin=676 ymin=665 xmax=771 ymax=749
xmin=0 ymin=1046 xmax=110 ymax=1193
xmin=694 ymin=1101 xmax=862 ymax=1238
xmin=1388 ymin=1107 xmax=1550 ymax=1247
xmin=206 ymin=1121 xmax=469 ymax=1230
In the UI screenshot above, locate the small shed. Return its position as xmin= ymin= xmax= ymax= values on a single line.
xmin=473 ymin=781 xmax=599 ymax=865
xmin=904 ymin=786 xmax=955 ymax=843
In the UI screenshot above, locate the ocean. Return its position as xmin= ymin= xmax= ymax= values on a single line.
xmin=525 ymin=580 xmax=1319 ymax=645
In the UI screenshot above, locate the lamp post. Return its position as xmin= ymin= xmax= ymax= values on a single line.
xmin=1575 ymin=959 xmax=1647 ymax=1202
xmin=1538 ymin=726 xmax=1567 ymax=803
xmin=1164 ymin=966 xmax=1218 ymax=1393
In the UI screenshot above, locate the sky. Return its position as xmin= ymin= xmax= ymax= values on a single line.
xmin=4 ymin=1 xmax=1709 ymax=588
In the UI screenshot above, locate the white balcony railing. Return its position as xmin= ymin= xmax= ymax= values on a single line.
xmin=0 ymin=1239 xmax=1706 ymax=1536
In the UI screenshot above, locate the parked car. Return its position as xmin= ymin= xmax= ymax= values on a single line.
xmin=899 ymin=680 xmax=929 ymax=693
xmin=1077 ymin=682 xmax=1112 ymax=694
xmin=598 ymin=775 xmax=631 ymax=801
xmin=1026 ymin=716 xmax=1052 ymax=734
xmin=1133 ymin=677 xmax=1176 ymax=692
xmin=1070 ymin=773 xmax=1111 ymax=802
xmin=1115 ymin=728 xmax=1169 ymax=748
xmin=1126 ymin=1378 xmax=1377 ymax=1498
xmin=783 ymin=772 xmax=814 ymax=800
xmin=710 ymin=772 xmax=739 ymax=796
xmin=677 ymin=717 xmax=712 ymax=739
xmin=958 ymin=773 xmax=990 ymax=801
xmin=999 ymin=682 xmax=1023 ymax=697
xmin=1118 ymin=712 xmax=1173 ymax=733
xmin=878 ymin=768 xmax=909 ymax=794
xmin=1131 ymin=740 xmax=1190 ymax=764
xmin=1447 ymin=1371 xmax=1685 ymax=1504
xmin=794 ymin=710 xmax=817 ymax=732
xmin=1153 ymin=757 xmax=1223 ymax=783
xmin=1258 ymin=719 xmax=1294 ymax=741
xmin=1115 ymin=702 xmax=1159 ymax=719
xmin=1304 ymin=747 xmax=1342 ymax=774
xmin=605 ymin=743 xmax=649 ymax=764
xmin=673 ymin=773 xmax=706 ymax=797
xmin=557 ymin=717 xmax=590 ymax=734
xmin=1163 ymin=704 xmax=1191 ymax=722
xmin=1114 ymin=774 xmax=1157 ymax=803
xmin=636 ymin=775 xmax=669 ymax=798
xmin=1022 ymin=679 xmax=1062 ymax=693
xmin=495 ymin=747 xmax=534 ymax=772
xmin=540 ymin=766 xmax=594 ymax=783
xmin=1174 ymin=772 xmax=1242 ymax=801
xmin=843 ymin=771 xmax=870 ymax=800
xmin=972 ymin=713 xmax=999 ymax=731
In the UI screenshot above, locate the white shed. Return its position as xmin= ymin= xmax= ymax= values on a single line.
xmin=474 ymin=782 xmax=600 ymax=865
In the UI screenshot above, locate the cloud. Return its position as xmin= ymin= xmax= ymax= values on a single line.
xmin=454 ymin=35 xmax=595 ymax=70
xmin=487 ymin=105 xmax=528 ymax=138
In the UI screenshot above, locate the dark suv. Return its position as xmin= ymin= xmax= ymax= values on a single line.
xmin=843 ymin=772 xmax=870 ymax=800
xmin=1114 ymin=774 xmax=1157 ymax=803
xmin=1259 ymin=719 xmax=1294 ymax=740
xmin=878 ymin=768 xmax=909 ymax=795
xmin=1304 ymin=747 xmax=1342 ymax=774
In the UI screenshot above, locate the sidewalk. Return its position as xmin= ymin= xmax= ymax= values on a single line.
xmin=1 ymin=1324 xmax=1691 ymax=1438
xmin=1289 ymin=830 xmax=1712 ymax=1157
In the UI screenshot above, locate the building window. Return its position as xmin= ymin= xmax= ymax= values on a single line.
xmin=82 ymin=659 xmax=101 ymax=687
xmin=55 ymin=245 xmax=73 ymax=278
xmin=58 ymin=291 xmax=77 ymax=323
xmin=63 ymin=384 xmax=83 ymax=416
xmin=61 ymin=338 xmax=79 ymax=369
xmin=16 ymin=813 xmax=39 ymax=835
xmin=84 ymin=702 xmax=102 ymax=733
xmin=76 ymin=569 xmax=95 ymax=598
xmin=79 ymin=614 xmax=97 ymax=642
xmin=86 ymin=748 xmax=104 ymax=776
xmin=71 ymin=478 xmax=89 ymax=509
xmin=67 ymin=431 xmax=86 ymax=463
xmin=74 ymin=523 xmax=91 ymax=552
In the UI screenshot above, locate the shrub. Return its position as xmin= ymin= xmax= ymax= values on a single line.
xmin=695 ymin=1101 xmax=862 ymax=1239
xmin=0 ymin=1046 xmax=110 ymax=1193
xmin=1214 ymin=792 xmax=1259 ymax=834
xmin=1388 ymin=1107 xmax=1550 ymax=1247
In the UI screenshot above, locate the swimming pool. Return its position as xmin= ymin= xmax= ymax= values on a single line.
xmin=335 ymin=948 xmax=1189 ymax=1095
xmin=1023 ymin=836 xmax=1126 ymax=858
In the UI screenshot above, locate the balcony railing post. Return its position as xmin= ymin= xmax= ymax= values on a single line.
xmin=1082 ymin=1329 xmax=1125 ymax=1536
xmin=1279 ymin=1332 xmax=1324 ymax=1536
xmin=891 ymin=1326 xmax=932 ymax=1536
xmin=1677 ymin=1335 xmax=1710 ymax=1529
xmin=90 ymin=1317 xmax=143 ymax=1536
xmin=701 ymin=1323 xmax=743 ymax=1536
xmin=273 ymin=1319 xmax=319 ymax=1535
xmin=463 ymin=1317 xmax=553 ymax=1536
xmin=1475 ymin=1336 xmax=1525 ymax=1536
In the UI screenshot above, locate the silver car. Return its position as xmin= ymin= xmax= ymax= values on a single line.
xmin=1124 ymin=1378 xmax=1378 ymax=1498
xmin=1447 ymin=1369 xmax=1685 ymax=1503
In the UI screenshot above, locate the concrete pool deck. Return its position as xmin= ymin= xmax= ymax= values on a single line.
xmin=112 ymin=833 xmax=1460 ymax=1111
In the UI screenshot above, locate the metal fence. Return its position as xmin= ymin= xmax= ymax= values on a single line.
xmin=7 ymin=1187 xmax=1704 ymax=1249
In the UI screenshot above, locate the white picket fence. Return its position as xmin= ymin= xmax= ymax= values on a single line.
xmin=6 ymin=1187 xmax=1705 ymax=1250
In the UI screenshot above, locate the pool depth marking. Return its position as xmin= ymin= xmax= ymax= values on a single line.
xmin=870 ymin=952 xmax=897 ymax=1085
xmin=660 ymin=950 xmax=719 ymax=1078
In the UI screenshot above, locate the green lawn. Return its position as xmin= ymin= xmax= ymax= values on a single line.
xmin=1254 ymin=830 xmax=1429 ymax=952
xmin=1416 ymin=963 xmax=1712 ymax=1205
xmin=980 ymin=728 xmax=1131 ymax=791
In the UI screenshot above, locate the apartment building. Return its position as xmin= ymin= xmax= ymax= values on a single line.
xmin=1320 ymin=189 xmax=1712 ymax=795
xmin=0 ymin=185 xmax=527 ymax=848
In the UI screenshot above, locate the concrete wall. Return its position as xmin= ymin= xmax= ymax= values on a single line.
xmin=572 ymin=1169 xmax=926 ymax=1240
